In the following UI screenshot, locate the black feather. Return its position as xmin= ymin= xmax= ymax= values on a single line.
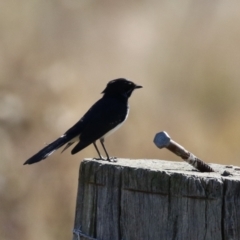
xmin=23 ymin=135 xmax=70 ymax=165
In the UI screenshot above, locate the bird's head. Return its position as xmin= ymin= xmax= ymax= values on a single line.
xmin=102 ymin=78 xmax=142 ymax=98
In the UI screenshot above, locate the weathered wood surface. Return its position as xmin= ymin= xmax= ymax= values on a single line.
xmin=72 ymin=159 xmax=240 ymax=240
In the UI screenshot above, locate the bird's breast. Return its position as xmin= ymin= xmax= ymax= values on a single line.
xmin=102 ymin=107 xmax=129 ymax=139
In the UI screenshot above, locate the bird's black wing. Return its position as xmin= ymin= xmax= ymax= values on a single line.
xmin=71 ymin=96 xmax=128 ymax=154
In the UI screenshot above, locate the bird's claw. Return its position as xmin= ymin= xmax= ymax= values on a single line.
xmin=93 ymin=156 xmax=105 ymax=161
xmin=93 ymin=156 xmax=117 ymax=162
xmin=107 ymin=157 xmax=118 ymax=162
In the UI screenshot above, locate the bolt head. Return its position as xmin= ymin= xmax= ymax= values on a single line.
xmin=153 ymin=131 xmax=171 ymax=148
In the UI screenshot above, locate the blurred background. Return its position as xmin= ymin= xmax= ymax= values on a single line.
xmin=1 ymin=0 xmax=240 ymax=239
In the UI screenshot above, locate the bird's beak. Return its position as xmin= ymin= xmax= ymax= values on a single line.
xmin=134 ymin=85 xmax=143 ymax=89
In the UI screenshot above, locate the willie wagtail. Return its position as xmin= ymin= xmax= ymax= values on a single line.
xmin=24 ymin=78 xmax=142 ymax=165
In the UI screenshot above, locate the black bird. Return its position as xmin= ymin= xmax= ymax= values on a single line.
xmin=24 ymin=78 xmax=142 ymax=165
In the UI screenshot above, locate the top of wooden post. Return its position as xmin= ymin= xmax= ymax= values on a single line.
xmin=83 ymin=158 xmax=240 ymax=179
xmin=73 ymin=158 xmax=240 ymax=240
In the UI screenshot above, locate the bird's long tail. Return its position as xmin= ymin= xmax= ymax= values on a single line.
xmin=24 ymin=135 xmax=70 ymax=165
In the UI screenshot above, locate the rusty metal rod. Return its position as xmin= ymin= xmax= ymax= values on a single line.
xmin=153 ymin=131 xmax=214 ymax=172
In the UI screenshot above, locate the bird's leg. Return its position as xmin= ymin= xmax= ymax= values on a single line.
xmin=93 ymin=142 xmax=104 ymax=160
xmin=100 ymin=138 xmax=117 ymax=162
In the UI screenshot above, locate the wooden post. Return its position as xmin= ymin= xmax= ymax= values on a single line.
xmin=72 ymin=159 xmax=240 ymax=240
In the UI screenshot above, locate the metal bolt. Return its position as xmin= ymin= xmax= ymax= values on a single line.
xmin=153 ymin=131 xmax=214 ymax=173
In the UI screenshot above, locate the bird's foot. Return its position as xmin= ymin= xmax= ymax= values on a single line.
xmin=93 ymin=156 xmax=105 ymax=161
xmin=93 ymin=156 xmax=118 ymax=162
xmin=107 ymin=157 xmax=118 ymax=162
